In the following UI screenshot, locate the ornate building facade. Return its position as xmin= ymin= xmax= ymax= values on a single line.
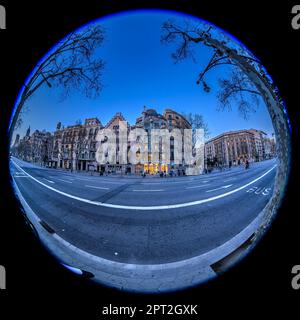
xmin=12 ymin=108 xmax=275 ymax=176
xmin=102 ymin=112 xmax=130 ymax=174
xmin=51 ymin=118 xmax=103 ymax=171
xmin=130 ymin=107 xmax=193 ymax=175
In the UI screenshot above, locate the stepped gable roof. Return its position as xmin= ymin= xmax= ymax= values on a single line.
xmin=105 ymin=112 xmax=127 ymax=129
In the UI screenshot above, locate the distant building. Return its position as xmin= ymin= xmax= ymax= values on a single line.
xmin=51 ymin=117 xmax=103 ymax=171
xmin=12 ymin=127 xmax=53 ymax=165
xmin=31 ymin=130 xmax=53 ymax=165
xmin=263 ymin=135 xmax=276 ymax=159
xmin=204 ymin=129 xmax=276 ymax=169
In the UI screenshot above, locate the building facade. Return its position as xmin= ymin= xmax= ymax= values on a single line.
xmin=204 ymin=129 xmax=276 ymax=169
xmin=130 ymin=107 xmax=193 ymax=175
xmin=102 ymin=112 xmax=130 ymax=174
xmin=12 ymin=127 xmax=53 ymax=165
xmin=51 ymin=118 xmax=103 ymax=171
xmin=12 ymin=108 xmax=275 ymax=176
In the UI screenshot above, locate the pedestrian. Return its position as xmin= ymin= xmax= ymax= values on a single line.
xmin=245 ymin=159 xmax=249 ymax=169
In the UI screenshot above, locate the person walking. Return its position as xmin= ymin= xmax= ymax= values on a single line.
xmin=245 ymin=159 xmax=249 ymax=169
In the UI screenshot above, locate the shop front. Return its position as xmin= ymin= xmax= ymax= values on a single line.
xmin=143 ymin=163 xmax=168 ymax=174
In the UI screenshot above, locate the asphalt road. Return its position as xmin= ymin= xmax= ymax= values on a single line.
xmin=10 ymin=157 xmax=277 ymax=264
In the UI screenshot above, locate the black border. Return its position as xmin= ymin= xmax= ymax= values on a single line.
xmin=0 ymin=0 xmax=299 ymax=317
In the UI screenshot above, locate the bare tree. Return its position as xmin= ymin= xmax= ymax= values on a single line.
xmin=161 ymin=20 xmax=265 ymax=119
xmin=181 ymin=112 xmax=210 ymax=138
xmin=161 ymin=19 xmax=291 ymax=230
xmin=10 ymin=24 xmax=105 ymax=137
xmin=217 ymin=68 xmax=261 ymax=119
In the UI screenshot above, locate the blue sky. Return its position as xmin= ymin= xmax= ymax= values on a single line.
xmin=13 ymin=9 xmax=274 ymax=142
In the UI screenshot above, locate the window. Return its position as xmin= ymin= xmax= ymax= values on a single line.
xmin=170 ymin=137 xmax=175 ymax=146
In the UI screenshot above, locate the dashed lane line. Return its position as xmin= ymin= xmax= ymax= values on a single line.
xmin=206 ymin=184 xmax=233 ymax=193
xmin=85 ymin=185 xmax=110 ymax=190
xmin=223 ymin=178 xmax=236 ymax=182
xmin=75 ymin=177 xmax=123 ymax=184
xmin=186 ymin=185 xmax=210 ymax=189
xmin=132 ymin=189 xmax=164 ymax=192
xmin=43 ymin=178 xmax=55 ymax=184
xmin=11 ymin=159 xmax=277 ymax=211
xmin=56 ymin=178 xmax=73 ymax=183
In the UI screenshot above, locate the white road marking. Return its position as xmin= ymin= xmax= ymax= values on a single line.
xmin=141 ymin=181 xmax=180 ymax=185
xmin=60 ymin=175 xmax=75 ymax=180
xmin=247 ymin=186 xmax=272 ymax=196
xmin=186 ymin=185 xmax=209 ymax=189
xmin=99 ymin=180 xmax=124 ymax=184
xmin=13 ymin=175 xmax=28 ymax=178
xmin=75 ymin=177 xmax=95 ymax=181
xmin=56 ymin=178 xmax=73 ymax=184
xmin=134 ymin=177 xmax=227 ymax=186
xmin=14 ymin=171 xmax=25 ymax=175
xmin=11 ymin=159 xmax=277 ymax=211
xmin=206 ymin=185 xmax=233 ymax=193
xmin=262 ymin=188 xmax=272 ymax=196
xmin=85 ymin=185 xmax=109 ymax=190
xmin=132 ymin=189 xmax=164 ymax=192
xmin=76 ymin=177 xmax=122 ymax=184
xmin=43 ymin=178 xmax=55 ymax=184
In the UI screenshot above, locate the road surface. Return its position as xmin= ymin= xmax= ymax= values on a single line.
xmin=10 ymin=157 xmax=277 ymax=264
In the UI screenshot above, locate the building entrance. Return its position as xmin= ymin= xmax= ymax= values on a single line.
xmin=143 ymin=163 xmax=168 ymax=174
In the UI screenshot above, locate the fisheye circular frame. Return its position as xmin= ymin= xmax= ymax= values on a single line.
xmin=8 ymin=9 xmax=291 ymax=293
